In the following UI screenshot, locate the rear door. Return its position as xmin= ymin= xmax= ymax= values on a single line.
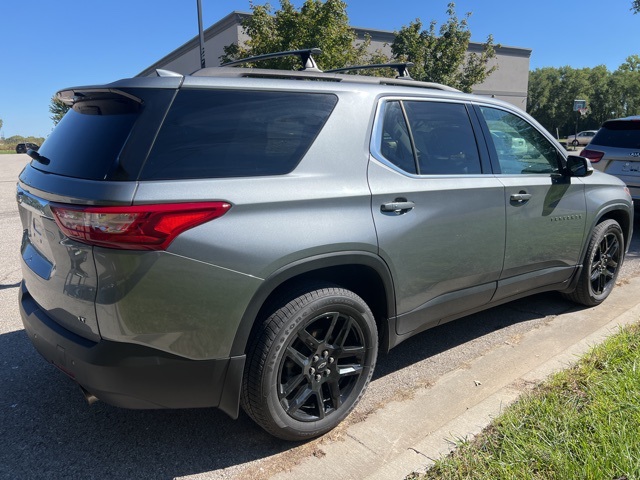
xmin=368 ymin=99 xmax=506 ymax=336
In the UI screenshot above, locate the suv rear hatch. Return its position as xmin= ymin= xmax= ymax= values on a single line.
xmin=17 ymin=82 xmax=178 ymax=342
xmin=585 ymin=118 xmax=640 ymax=180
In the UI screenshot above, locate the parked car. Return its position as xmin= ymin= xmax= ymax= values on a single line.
xmin=581 ymin=116 xmax=640 ymax=200
xmin=15 ymin=142 xmax=39 ymax=154
xmin=16 ymin=50 xmax=633 ymax=441
xmin=566 ymin=130 xmax=597 ymax=147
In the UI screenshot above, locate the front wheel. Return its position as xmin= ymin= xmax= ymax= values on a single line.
xmin=241 ymin=286 xmax=378 ymax=441
xmin=564 ymin=219 xmax=624 ymax=306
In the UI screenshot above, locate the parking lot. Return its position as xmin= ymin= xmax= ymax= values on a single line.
xmin=2 ymin=153 xmax=640 ymax=479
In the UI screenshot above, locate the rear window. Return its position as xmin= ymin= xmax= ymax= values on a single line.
xmin=591 ymin=120 xmax=640 ymax=149
xmin=32 ymin=93 xmax=141 ymax=180
xmin=140 ymin=89 xmax=338 ymax=180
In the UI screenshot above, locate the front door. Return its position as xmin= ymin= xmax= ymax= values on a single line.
xmin=475 ymin=105 xmax=587 ymax=301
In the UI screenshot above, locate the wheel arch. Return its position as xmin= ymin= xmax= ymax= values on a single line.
xmin=229 ymin=252 xmax=396 ymax=357
xmin=591 ymin=205 xmax=633 ymax=254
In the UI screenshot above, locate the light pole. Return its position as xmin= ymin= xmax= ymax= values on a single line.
xmin=197 ymin=0 xmax=206 ymax=69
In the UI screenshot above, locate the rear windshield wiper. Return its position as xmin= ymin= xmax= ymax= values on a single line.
xmin=27 ymin=149 xmax=50 ymax=166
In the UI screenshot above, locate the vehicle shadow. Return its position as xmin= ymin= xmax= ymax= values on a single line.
xmin=0 ymin=294 xmax=580 ymax=480
xmin=2 ymin=211 xmax=638 ymax=479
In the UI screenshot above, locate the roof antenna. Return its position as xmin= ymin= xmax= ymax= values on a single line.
xmin=196 ymin=0 xmax=206 ymax=68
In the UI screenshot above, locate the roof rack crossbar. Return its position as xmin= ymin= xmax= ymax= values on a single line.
xmin=220 ymin=48 xmax=323 ymax=72
xmin=326 ymin=62 xmax=415 ymax=79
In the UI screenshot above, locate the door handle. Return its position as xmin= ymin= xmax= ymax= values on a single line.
xmin=381 ymin=201 xmax=415 ymax=214
xmin=510 ymin=193 xmax=532 ymax=203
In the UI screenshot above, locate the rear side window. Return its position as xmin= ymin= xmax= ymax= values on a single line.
xmin=141 ymin=90 xmax=338 ymax=180
xmin=591 ymin=121 xmax=640 ymax=149
xmin=378 ymin=100 xmax=481 ymax=175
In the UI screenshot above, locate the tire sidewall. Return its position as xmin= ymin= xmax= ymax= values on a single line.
xmin=261 ymin=291 xmax=377 ymax=440
xmin=585 ymin=221 xmax=623 ymax=303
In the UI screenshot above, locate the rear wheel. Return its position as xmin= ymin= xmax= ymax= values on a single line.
xmin=241 ymin=286 xmax=378 ymax=441
xmin=572 ymin=139 xmax=579 ymax=146
xmin=565 ymin=219 xmax=623 ymax=306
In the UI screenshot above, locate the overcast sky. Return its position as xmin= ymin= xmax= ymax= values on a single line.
xmin=2 ymin=0 xmax=638 ymax=138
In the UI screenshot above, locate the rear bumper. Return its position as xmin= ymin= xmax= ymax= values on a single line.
xmin=19 ymin=282 xmax=245 ymax=417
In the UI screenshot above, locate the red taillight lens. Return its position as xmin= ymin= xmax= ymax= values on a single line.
xmin=50 ymin=202 xmax=231 ymax=251
xmin=580 ymin=149 xmax=605 ymax=163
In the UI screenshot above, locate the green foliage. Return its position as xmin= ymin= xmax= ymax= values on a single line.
xmin=49 ymin=96 xmax=70 ymax=126
xmin=420 ymin=323 xmax=640 ymax=479
xmin=0 ymin=135 xmax=46 ymax=151
xmin=0 ymin=118 xmax=3 ymax=132
xmin=528 ymin=57 xmax=640 ymax=137
xmin=633 ymin=0 xmax=640 ymax=13
xmin=391 ymin=3 xmax=498 ymax=92
xmin=221 ymin=0 xmax=376 ymax=71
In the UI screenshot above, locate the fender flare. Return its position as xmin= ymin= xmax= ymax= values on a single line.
xmin=229 ymin=251 xmax=396 ymax=356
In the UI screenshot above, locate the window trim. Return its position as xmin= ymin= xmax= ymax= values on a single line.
xmin=370 ymin=97 xmax=489 ymax=177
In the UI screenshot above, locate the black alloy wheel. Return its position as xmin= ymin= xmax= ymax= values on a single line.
xmin=589 ymin=226 xmax=621 ymax=296
xmin=241 ymin=286 xmax=378 ymax=441
xmin=565 ymin=219 xmax=624 ymax=306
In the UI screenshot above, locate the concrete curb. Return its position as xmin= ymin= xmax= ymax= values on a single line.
xmin=271 ymin=277 xmax=640 ymax=480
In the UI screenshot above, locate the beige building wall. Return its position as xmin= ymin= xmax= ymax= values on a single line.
xmin=140 ymin=11 xmax=531 ymax=110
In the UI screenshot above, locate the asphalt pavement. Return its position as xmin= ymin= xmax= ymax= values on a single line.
xmin=1 ymin=153 xmax=639 ymax=480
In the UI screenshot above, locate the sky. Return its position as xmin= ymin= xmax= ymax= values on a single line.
xmin=1 ymin=0 xmax=638 ymax=139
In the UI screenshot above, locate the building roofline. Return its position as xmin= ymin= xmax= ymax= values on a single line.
xmin=138 ymin=11 xmax=252 ymax=76
xmin=138 ymin=10 xmax=531 ymax=77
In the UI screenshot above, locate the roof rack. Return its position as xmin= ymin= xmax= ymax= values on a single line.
xmin=220 ymin=48 xmax=322 ymax=72
xmin=326 ymin=62 xmax=415 ymax=79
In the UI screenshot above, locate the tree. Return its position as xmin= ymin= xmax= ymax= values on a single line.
xmin=390 ymin=2 xmax=498 ymax=92
xmin=49 ymin=96 xmax=70 ymax=126
xmin=0 ymin=118 xmax=3 ymax=131
xmin=618 ymin=54 xmax=640 ymax=72
xmin=632 ymin=0 xmax=640 ymax=13
xmin=527 ymin=59 xmax=640 ymax=138
xmin=221 ymin=0 xmax=375 ymax=71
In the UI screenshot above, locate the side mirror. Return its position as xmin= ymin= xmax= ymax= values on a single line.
xmin=565 ymin=155 xmax=593 ymax=177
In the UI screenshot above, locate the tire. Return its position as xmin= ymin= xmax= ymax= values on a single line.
xmin=572 ymin=139 xmax=579 ymax=146
xmin=564 ymin=219 xmax=624 ymax=306
xmin=241 ymin=286 xmax=378 ymax=441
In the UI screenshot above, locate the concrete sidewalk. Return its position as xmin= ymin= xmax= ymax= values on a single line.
xmin=270 ymin=276 xmax=640 ymax=480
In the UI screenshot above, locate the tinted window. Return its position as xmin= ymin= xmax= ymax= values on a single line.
xmin=380 ymin=101 xmax=417 ymax=174
xmin=591 ymin=121 xmax=640 ymax=148
xmin=404 ymin=101 xmax=481 ymax=175
xmin=480 ymin=106 xmax=560 ymax=175
xmin=379 ymin=100 xmax=481 ymax=175
xmin=32 ymin=94 xmax=141 ymax=180
xmin=141 ymin=90 xmax=338 ymax=180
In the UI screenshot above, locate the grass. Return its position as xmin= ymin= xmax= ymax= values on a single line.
xmin=414 ymin=322 xmax=640 ymax=480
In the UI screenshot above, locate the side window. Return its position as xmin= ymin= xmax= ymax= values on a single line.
xmin=404 ymin=101 xmax=481 ymax=175
xmin=479 ymin=106 xmax=560 ymax=175
xmin=142 ymin=90 xmax=338 ymax=180
xmin=380 ymin=101 xmax=417 ymax=174
xmin=378 ymin=100 xmax=481 ymax=175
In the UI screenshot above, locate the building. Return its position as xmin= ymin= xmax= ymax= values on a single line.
xmin=139 ymin=11 xmax=531 ymax=110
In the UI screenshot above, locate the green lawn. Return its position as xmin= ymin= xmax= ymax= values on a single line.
xmin=415 ymin=322 xmax=640 ymax=480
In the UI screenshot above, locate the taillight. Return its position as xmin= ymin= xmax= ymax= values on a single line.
xmin=580 ymin=149 xmax=604 ymax=163
xmin=50 ymin=202 xmax=231 ymax=251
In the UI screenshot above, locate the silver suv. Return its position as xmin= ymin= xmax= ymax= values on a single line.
xmin=17 ymin=50 xmax=633 ymax=441
xmin=582 ymin=116 xmax=640 ymax=200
